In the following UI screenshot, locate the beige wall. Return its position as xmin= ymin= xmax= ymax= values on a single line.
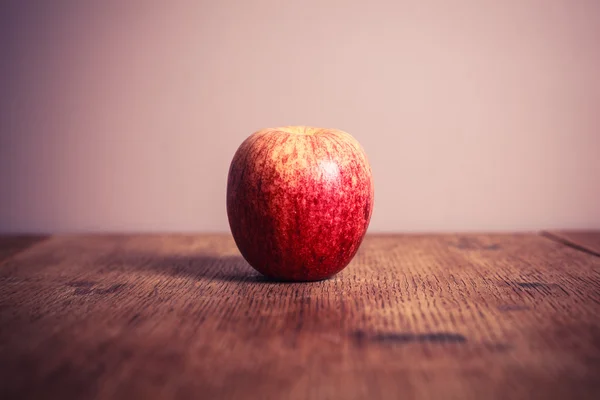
xmin=1 ymin=0 xmax=599 ymax=233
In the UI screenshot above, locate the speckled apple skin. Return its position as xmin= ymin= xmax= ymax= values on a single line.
xmin=226 ymin=126 xmax=374 ymax=281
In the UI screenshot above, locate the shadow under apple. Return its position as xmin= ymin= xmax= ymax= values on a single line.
xmin=94 ymin=252 xmax=311 ymax=283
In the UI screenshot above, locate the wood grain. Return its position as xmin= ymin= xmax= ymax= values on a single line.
xmin=0 ymin=233 xmax=599 ymax=400
xmin=543 ymin=230 xmax=600 ymax=257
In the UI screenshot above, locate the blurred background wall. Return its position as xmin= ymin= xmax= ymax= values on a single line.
xmin=1 ymin=0 xmax=599 ymax=233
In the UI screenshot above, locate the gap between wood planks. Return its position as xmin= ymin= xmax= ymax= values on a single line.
xmin=0 ymin=235 xmax=50 ymax=265
xmin=539 ymin=231 xmax=600 ymax=258
xmin=1 ymin=232 xmax=598 ymax=267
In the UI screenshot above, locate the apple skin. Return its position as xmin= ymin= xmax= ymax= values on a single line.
xmin=226 ymin=126 xmax=374 ymax=281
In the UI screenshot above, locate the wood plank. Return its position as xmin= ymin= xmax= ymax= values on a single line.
xmin=543 ymin=231 xmax=600 ymax=257
xmin=0 ymin=235 xmax=49 ymax=264
xmin=0 ymin=233 xmax=599 ymax=400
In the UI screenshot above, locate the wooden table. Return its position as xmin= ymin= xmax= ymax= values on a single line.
xmin=1 ymin=232 xmax=599 ymax=399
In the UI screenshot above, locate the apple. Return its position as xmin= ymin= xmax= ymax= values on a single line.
xmin=226 ymin=126 xmax=374 ymax=281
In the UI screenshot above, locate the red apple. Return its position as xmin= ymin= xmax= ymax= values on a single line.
xmin=226 ymin=126 xmax=374 ymax=281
